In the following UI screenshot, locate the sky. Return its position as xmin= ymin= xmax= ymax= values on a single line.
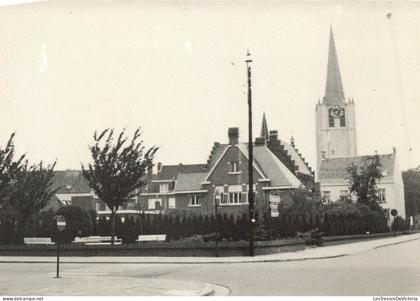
xmin=0 ymin=1 xmax=419 ymax=173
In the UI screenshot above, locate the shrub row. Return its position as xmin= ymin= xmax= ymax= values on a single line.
xmin=1 ymin=205 xmax=408 ymax=245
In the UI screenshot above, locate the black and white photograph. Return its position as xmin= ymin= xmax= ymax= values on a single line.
xmin=0 ymin=0 xmax=419 ymax=298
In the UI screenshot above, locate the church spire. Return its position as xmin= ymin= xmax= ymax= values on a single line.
xmin=260 ymin=112 xmax=269 ymax=141
xmin=324 ymin=26 xmax=345 ymax=105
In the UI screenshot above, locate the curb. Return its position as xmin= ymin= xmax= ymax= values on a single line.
xmin=1 ymin=234 xmax=419 ymax=265
xmin=0 ymin=253 xmax=349 ymax=265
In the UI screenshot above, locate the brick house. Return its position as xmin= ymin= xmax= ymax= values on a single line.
xmin=139 ymin=118 xmax=314 ymax=217
xmin=50 ymin=170 xmax=141 ymax=218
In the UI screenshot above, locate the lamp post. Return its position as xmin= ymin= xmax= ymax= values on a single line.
xmin=245 ymin=50 xmax=255 ymax=257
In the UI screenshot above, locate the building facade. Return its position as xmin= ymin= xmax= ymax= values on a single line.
xmin=139 ymin=120 xmax=315 ymax=218
xmin=315 ymin=28 xmax=406 ymax=218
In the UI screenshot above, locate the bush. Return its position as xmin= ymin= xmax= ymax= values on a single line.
xmin=297 ymin=228 xmax=324 ymax=246
xmin=391 ymin=216 xmax=409 ymax=231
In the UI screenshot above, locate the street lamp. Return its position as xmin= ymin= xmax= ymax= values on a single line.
xmin=245 ymin=50 xmax=255 ymax=257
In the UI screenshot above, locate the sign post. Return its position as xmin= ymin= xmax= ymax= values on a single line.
xmin=390 ymin=209 xmax=398 ymax=234
xmin=55 ymin=215 xmax=66 ymax=279
xmin=269 ymin=194 xmax=281 ymax=218
xmin=214 ymin=190 xmax=220 ymax=257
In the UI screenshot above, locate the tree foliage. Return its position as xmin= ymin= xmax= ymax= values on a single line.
xmin=82 ymin=127 xmax=158 ymax=243
xmin=0 ymin=133 xmax=25 ymax=218
xmin=8 ymin=160 xmax=57 ymax=226
xmin=402 ymin=167 xmax=420 ymax=217
xmin=0 ymin=133 xmax=57 ymax=239
xmin=347 ymin=154 xmax=383 ymax=211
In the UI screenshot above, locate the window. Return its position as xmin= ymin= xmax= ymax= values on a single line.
xmin=168 ymin=198 xmax=176 ymax=209
xmin=378 ymin=188 xmax=386 ymax=202
xmin=148 ymin=198 xmax=162 ymax=209
xmin=328 ymin=115 xmax=335 ymax=127
xmin=189 ymin=195 xmax=200 ymax=206
xmin=340 ymin=111 xmax=346 ymax=127
xmin=229 ymin=161 xmax=240 ymax=173
xmin=216 ymin=185 xmax=254 ymax=205
xmin=322 ymin=191 xmax=331 ymax=203
xmin=159 ymin=183 xmax=169 ymax=193
xmin=229 ymin=192 xmax=243 ymax=204
xmin=220 ymin=192 xmax=250 ymax=205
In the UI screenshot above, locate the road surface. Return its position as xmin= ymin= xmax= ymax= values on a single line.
xmin=1 ymin=238 xmax=419 ymax=295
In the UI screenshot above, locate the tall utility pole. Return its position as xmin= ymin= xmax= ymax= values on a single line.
xmin=245 ymin=50 xmax=255 ymax=257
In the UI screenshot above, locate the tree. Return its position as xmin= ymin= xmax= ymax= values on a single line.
xmin=347 ymin=154 xmax=383 ymax=212
xmin=8 ymin=160 xmax=57 ymax=236
xmin=82 ymin=128 xmax=158 ymax=244
xmin=402 ymin=167 xmax=420 ymax=218
xmin=0 ymin=133 xmax=25 ymax=220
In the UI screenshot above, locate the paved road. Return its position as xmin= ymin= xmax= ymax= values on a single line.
xmin=1 ymin=238 xmax=419 ymax=296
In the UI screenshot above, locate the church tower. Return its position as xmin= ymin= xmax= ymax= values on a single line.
xmin=315 ymin=27 xmax=357 ymax=168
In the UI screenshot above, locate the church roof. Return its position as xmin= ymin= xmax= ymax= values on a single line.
xmin=318 ymin=153 xmax=395 ymax=185
xmin=324 ymin=27 xmax=345 ymax=106
xmin=260 ymin=112 xmax=269 ymax=141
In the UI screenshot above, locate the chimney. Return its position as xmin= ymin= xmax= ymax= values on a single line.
xmin=269 ymin=130 xmax=278 ymax=141
xmin=228 ymin=127 xmax=239 ymax=145
xmin=255 ymin=137 xmax=265 ymax=145
xmin=321 ymin=151 xmax=326 ymax=160
xmin=290 ymin=136 xmax=295 ymax=147
xmin=147 ymin=164 xmax=153 ymax=179
xmin=392 ymin=146 xmax=396 ymax=155
xmin=157 ymin=162 xmax=163 ymax=173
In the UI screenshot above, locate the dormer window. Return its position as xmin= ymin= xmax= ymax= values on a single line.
xmin=159 ymin=183 xmax=169 ymax=193
xmin=228 ymin=161 xmax=240 ymax=174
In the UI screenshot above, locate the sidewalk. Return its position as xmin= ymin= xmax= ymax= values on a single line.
xmin=1 ymin=232 xmax=419 ymax=264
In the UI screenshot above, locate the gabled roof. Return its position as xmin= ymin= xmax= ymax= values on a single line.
xmin=203 ymin=141 xmax=303 ymax=189
xmin=174 ymin=172 xmax=208 ymax=192
xmin=205 ymin=144 xmax=268 ymax=181
xmin=52 ymin=170 xmax=91 ymax=194
xmin=319 ymin=153 xmax=395 ymax=185
xmin=279 ymin=140 xmax=313 ymax=176
xmin=249 ymin=145 xmax=302 ymax=188
xmin=156 ymin=164 xmax=207 ymax=181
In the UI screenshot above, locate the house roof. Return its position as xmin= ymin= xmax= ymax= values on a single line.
xmin=174 ymin=172 xmax=208 ymax=192
xmin=318 ymin=153 xmax=395 ymax=184
xmin=156 ymin=164 xmax=207 ymax=181
xmin=279 ymin=140 xmax=313 ymax=176
xmin=51 ymin=170 xmax=91 ymax=194
xmin=238 ymin=143 xmax=302 ymax=188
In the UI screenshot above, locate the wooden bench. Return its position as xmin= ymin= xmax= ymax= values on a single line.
xmin=73 ymin=236 xmax=122 ymax=245
xmin=136 ymin=234 xmax=166 ymax=243
xmin=24 ymin=237 xmax=55 ymax=245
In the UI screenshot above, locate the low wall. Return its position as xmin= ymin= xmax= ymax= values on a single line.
xmin=0 ymin=238 xmax=305 ymax=257
xmin=322 ymin=230 xmax=417 ymax=246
